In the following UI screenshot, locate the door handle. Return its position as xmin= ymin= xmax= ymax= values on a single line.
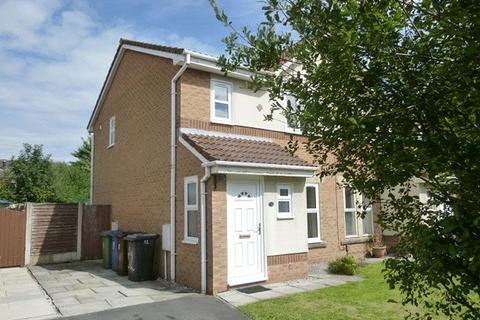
xmin=258 ymin=223 xmax=261 ymax=235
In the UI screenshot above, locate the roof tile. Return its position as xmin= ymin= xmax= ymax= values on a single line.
xmin=183 ymin=133 xmax=314 ymax=167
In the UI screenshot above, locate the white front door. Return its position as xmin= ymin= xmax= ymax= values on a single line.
xmin=227 ymin=178 xmax=266 ymax=286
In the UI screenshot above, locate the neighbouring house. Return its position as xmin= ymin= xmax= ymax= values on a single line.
xmin=87 ymin=39 xmax=382 ymax=294
xmin=0 ymin=159 xmax=11 ymax=171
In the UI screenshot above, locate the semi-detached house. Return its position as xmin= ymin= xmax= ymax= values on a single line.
xmin=87 ymin=39 xmax=381 ymax=294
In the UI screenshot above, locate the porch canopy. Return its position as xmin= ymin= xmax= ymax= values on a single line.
xmin=180 ymin=129 xmax=317 ymax=177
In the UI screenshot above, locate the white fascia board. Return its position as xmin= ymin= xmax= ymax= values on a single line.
xmin=204 ymin=160 xmax=316 ymax=172
xmin=188 ymin=56 xmax=253 ymax=81
xmin=123 ymin=44 xmax=184 ymax=65
xmin=210 ymin=165 xmax=315 ymax=178
xmin=178 ymin=135 xmax=208 ymax=163
xmin=87 ymin=44 xmax=185 ymax=132
xmin=87 ymin=47 xmax=126 ymax=132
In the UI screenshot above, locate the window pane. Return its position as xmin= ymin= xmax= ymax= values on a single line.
xmin=345 ymin=211 xmax=357 ymax=236
xmin=214 ymin=84 xmax=228 ymax=101
xmin=345 ymin=187 xmax=355 ymax=209
xmin=187 ymin=182 xmax=196 ymax=206
xmin=363 ymin=210 xmax=373 ymax=234
xmin=278 ymin=201 xmax=290 ymax=213
xmin=306 ymin=186 xmax=316 ymax=209
xmin=215 ymin=102 xmax=229 ymax=119
xmin=307 ymin=212 xmax=318 ymax=238
xmin=279 ymin=188 xmax=289 ymax=197
xmin=187 ymin=210 xmax=197 ymax=237
xmin=362 ymin=195 xmax=372 ymax=208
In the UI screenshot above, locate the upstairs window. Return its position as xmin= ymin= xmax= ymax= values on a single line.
xmin=108 ymin=116 xmax=116 ymax=147
xmin=277 ymin=183 xmax=293 ymax=219
xmin=211 ymin=80 xmax=232 ymax=123
xmin=284 ymin=94 xmax=301 ymax=133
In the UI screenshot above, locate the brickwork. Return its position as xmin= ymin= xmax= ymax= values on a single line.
xmin=267 ymin=252 xmax=308 ymax=283
xmin=174 ymin=143 xmax=204 ymax=290
xmin=92 ymin=50 xmax=179 ymax=274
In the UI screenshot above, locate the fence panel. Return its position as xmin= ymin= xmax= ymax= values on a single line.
xmin=0 ymin=208 xmax=26 ymax=267
xmin=81 ymin=205 xmax=111 ymax=260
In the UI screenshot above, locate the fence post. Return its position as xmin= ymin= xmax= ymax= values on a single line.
xmin=77 ymin=203 xmax=83 ymax=260
xmin=24 ymin=202 xmax=32 ymax=265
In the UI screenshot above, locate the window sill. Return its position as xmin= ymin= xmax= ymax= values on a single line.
xmin=182 ymin=238 xmax=198 ymax=245
xmin=341 ymin=236 xmax=372 ymax=245
xmin=210 ymin=119 xmax=232 ymax=126
xmin=308 ymin=241 xmax=327 ymax=249
xmin=107 ymin=144 xmax=115 ymax=149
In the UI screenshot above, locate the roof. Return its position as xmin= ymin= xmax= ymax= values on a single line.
xmin=182 ymin=133 xmax=315 ymax=167
xmin=119 ymin=39 xmax=184 ymax=54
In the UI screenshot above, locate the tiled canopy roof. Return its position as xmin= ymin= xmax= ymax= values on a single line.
xmin=182 ymin=133 xmax=315 ymax=167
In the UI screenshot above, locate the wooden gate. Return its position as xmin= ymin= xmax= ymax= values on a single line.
xmin=81 ymin=205 xmax=111 ymax=260
xmin=0 ymin=208 xmax=26 ymax=267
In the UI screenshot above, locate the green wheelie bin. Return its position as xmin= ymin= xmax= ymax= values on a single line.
xmin=101 ymin=231 xmax=112 ymax=269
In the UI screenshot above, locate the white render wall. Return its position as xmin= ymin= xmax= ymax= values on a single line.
xmin=263 ymin=176 xmax=309 ymax=256
xmin=211 ymin=75 xmax=293 ymax=133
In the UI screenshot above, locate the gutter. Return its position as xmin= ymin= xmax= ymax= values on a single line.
xmin=202 ymin=160 xmax=316 ymax=172
xmin=170 ymin=53 xmax=191 ymax=282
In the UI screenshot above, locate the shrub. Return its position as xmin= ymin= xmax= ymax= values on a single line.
xmin=327 ymin=256 xmax=358 ymax=275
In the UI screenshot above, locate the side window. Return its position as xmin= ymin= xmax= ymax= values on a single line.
xmin=108 ymin=116 xmax=116 ymax=147
xmin=343 ymin=187 xmax=374 ymax=237
xmin=277 ymin=183 xmax=293 ymax=219
xmin=184 ymin=176 xmax=198 ymax=244
xmin=306 ymin=184 xmax=321 ymax=243
xmin=211 ymin=80 xmax=232 ymax=123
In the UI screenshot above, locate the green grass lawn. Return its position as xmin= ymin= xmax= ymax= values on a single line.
xmin=239 ymin=263 xmax=447 ymax=320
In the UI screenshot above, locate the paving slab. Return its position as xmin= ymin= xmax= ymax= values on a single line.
xmin=0 ymin=267 xmax=58 ymax=320
xmin=30 ymin=260 xmax=195 ymax=317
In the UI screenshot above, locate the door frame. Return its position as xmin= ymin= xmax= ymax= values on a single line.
xmin=226 ymin=175 xmax=268 ymax=286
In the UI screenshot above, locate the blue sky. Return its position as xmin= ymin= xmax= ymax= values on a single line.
xmin=0 ymin=0 xmax=264 ymax=161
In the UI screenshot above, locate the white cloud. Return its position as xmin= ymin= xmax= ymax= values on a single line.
xmin=0 ymin=0 xmax=217 ymax=161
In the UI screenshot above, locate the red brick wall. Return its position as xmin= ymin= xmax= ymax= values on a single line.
xmin=92 ymin=50 xmax=179 ymax=273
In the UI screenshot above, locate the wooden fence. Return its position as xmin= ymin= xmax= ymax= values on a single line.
xmin=81 ymin=205 xmax=111 ymax=260
xmin=23 ymin=203 xmax=111 ymax=265
xmin=0 ymin=208 xmax=26 ymax=267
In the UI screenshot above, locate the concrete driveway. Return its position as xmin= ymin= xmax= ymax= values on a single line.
xmin=0 ymin=267 xmax=57 ymax=320
xmin=29 ymin=260 xmax=194 ymax=317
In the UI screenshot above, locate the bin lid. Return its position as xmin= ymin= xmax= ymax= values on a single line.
xmin=116 ymin=230 xmax=142 ymax=238
xmin=108 ymin=230 xmax=122 ymax=236
xmin=100 ymin=231 xmax=112 ymax=237
xmin=125 ymin=233 xmax=159 ymax=241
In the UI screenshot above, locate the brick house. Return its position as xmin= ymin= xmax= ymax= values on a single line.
xmin=87 ymin=39 xmax=381 ymax=294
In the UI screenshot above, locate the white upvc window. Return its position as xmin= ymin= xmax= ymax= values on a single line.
xmin=210 ymin=80 xmax=232 ymax=123
xmin=277 ymin=183 xmax=293 ymax=219
xmin=284 ymin=94 xmax=302 ymax=134
xmin=108 ymin=116 xmax=116 ymax=147
xmin=306 ymin=184 xmax=321 ymax=243
xmin=184 ymin=176 xmax=198 ymax=244
xmin=344 ymin=187 xmax=374 ymax=237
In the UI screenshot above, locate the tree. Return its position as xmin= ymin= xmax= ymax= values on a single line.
xmin=52 ymin=138 xmax=91 ymax=203
xmin=210 ymin=0 xmax=480 ymax=318
xmin=9 ymin=144 xmax=56 ymax=202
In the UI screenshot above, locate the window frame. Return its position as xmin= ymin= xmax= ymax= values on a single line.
xmin=306 ymin=183 xmax=321 ymax=243
xmin=210 ymin=79 xmax=232 ymax=124
xmin=343 ymin=187 xmax=374 ymax=238
xmin=108 ymin=116 xmax=116 ymax=148
xmin=277 ymin=183 xmax=293 ymax=219
xmin=183 ymin=175 xmax=199 ymax=244
xmin=284 ymin=94 xmax=302 ymax=134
